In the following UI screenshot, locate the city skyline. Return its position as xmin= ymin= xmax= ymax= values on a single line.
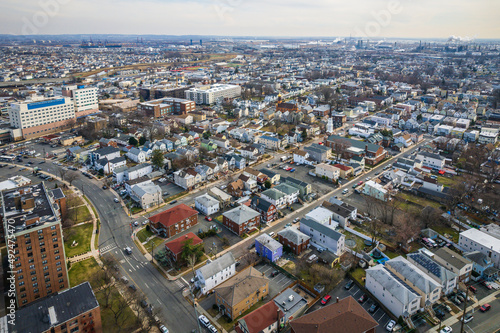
xmin=1 ymin=0 xmax=499 ymax=39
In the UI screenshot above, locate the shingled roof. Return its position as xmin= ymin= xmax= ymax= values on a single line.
xmin=215 ymin=266 xmax=268 ymax=307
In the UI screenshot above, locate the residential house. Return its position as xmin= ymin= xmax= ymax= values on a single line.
xmin=332 ymin=164 xmax=353 ymax=179
xmin=299 ymin=217 xmax=345 ymax=256
xmin=277 ymin=228 xmax=310 ymax=255
xmin=273 ymin=288 xmax=308 ymax=324
xmin=432 ymin=247 xmax=473 ymax=283
xmin=227 ymin=179 xmax=245 ymax=197
xmin=250 ymin=197 xmax=277 ymax=223
xmin=243 ymin=168 xmax=267 ymax=184
xmin=304 ymin=144 xmax=332 ymax=163
xmin=259 ymin=135 xmax=281 ymax=151
xmin=91 ymin=146 xmax=120 ymax=165
xmin=222 ymin=205 xmax=261 ymax=236
xmin=208 ymin=187 xmax=232 ymax=208
xmin=195 ymin=164 xmax=214 ymax=181
xmin=328 ymin=197 xmax=358 ymax=221
xmin=195 ymin=193 xmax=220 ymax=216
xmin=290 ymin=296 xmax=378 ymax=333
xmin=127 ymin=147 xmax=147 ymax=163
xmin=130 ymin=183 xmax=162 ymax=209
xmin=259 ymin=169 xmax=280 ymax=185
xmin=363 ymin=180 xmax=388 ymax=201
xmin=385 ymin=256 xmax=442 ymax=309
xmin=416 ymin=152 xmax=446 ymax=170
xmin=305 ymin=207 xmax=336 ymax=227
xmin=464 ymin=251 xmax=499 ymax=281
xmin=96 ymin=156 xmax=126 ymax=175
xmin=366 ymin=265 xmax=421 ymax=318
xmin=164 ymin=232 xmax=203 ymax=262
xmin=261 ymin=188 xmax=287 ymax=209
xmin=459 ymin=228 xmax=500 ymax=269
xmin=274 ymin=183 xmax=299 ymax=206
xmin=321 ymin=201 xmax=352 ymax=228
xmin=149 ymin=204 xmax=198 ymax=238
xmin=174 ymin=169 xmax=202 ymax=190
xmin=293 ymin=150 xmax=314 ymax=166
xmin=236 ymin=301 xmax=284 ymax=333
xmin=282 ymin=177 xmax=311 ymax=197
xmin=240 ymin=146 xmax=259 ymax=160
xmin=124 ymin=176 xmax=151 ymax=195
xmin=125 ymin=163 xmax=153 ymax=181
xmin=233 ymin=155 xmax=247 ymax=170
xmin=215 ymin=266 xmax=269 ymax=320
xmin=195 ymin=252 xmax=236 ymax=294
xmin=315 ymin=163 xmax=340 ymax=181
xmin=326 ymin=135 xmax=387 ymax=166
xmin=201 ymin=139 xmax=218 ymax=152
xmin=407 ymin=249 xmax=457 ymax=295
xmin=255 ymin=234 xmax=283 ymax=262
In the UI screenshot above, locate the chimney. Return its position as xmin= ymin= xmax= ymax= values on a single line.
xmin=336 ymin=297 xmax=339 ymax=303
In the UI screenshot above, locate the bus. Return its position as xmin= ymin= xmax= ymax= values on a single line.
xmin=0 ymin=155 xmax=14 ymax=162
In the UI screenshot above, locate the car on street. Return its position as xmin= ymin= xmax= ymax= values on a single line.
xmin=114 ymin=198 xmax=119 ymax=203
xmin=480 ymin=303 xmax=491 ymax=312
xmin=102 ymin=185 xmax=108 ymax=189
xmin=368 ymin=303 xmax=379 ymax=313
xmin=293 ymin=217 xmax=300 ymax=224
xmin=128 ymin=284 xmax=137 ymax=292
xmin=140 ymin=300 xmax=148 ymax=308
xmin=461 ymin=313 xmax=473 ymax=323
xmin=342 ymin=189 xmax=349 ymax=195
xmin=286 ymin=167 xmax=292 ymax=171
xmin=358 ymin=294 xmax=368 ymax=303
xmin=290 ymin=168 xmax=295 ymax=172
xmin=439 ymin=327 xmax=452 ymax=333
xmin=133 ymin=221 xmax=139 ymax=227
xmin=385 ymin=320 xmax=396 ymax=331
xmin=344 ymin=280 xmax=354 ymax=290
xmin=285 ymin=223 xmax=292 ymax=228
xmin=205 ymin=216 xmax=212 ymax=221
xmin=268 ymin=232 xmax=275 ymax=238
xmin=142 ymin=220 xmax=148 ymax=225
xmin=207 ymin=324 xmax=218 ymax=333
xmin=320 ymin=295 xmax=332 ymax=305
xmin=159 ymin=325 xmax=169 ymax=333
xmin=124 ymin=247 xmax=132 ymax=255
xmin=170 ymin=200 xmax=178 ymax=205
xmin=198 ymin=315 xmax=210 ymax=327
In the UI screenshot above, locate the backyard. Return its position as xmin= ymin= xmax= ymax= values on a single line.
xmin=64 ymin=223 xmax=93 ymax=257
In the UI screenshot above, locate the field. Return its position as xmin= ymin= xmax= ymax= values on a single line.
xmin=64 ymin=223 xmax=93 ymax=257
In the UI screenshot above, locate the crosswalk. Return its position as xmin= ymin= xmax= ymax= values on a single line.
xmin=174 ymin=279 xmax=185 ymax=289
xmin=100 ymin=244 xmax=117 ymax=254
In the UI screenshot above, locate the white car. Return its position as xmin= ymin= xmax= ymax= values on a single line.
xmin=198 ymin=315 xmax=210 ymax=327
xmin=440 ymin=327 xmax=452 ymax=333
xmin=114 ymin=198 xmax=119 ymax=203
xmin=385 ymin=320 xmax=396 ymax=331
xmin=159 ymin=325 xmax=169 ymax=333
xmin=142 ymin=220 xmax=148 ymax=225
xmin=133 ymin=221 xmax=139 ymax=227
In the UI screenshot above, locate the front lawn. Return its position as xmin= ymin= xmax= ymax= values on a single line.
xmin=137 ymin=228 xmax=154 ymax=243
xmin=69 ymin=257 xmax=101 ymax=288
xmin=64 ymin=223 xmax=93 ymax=257
xmin=67 ymin=205 xmax=92 ymax=223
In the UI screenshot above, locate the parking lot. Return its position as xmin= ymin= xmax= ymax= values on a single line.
xmin=153 ymin=179 xmax=184 ymax=201
xmin=307 ymin=278 xmax=393 ymax=333
xmin=253 ymin=262 xmax=295 ymax=299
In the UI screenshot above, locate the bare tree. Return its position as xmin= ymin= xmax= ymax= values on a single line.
xmin=90 ymin=268 xmax=115 ymax=309
xmin=420 ymin=206 xmax=439 ymax=229
xmin=57 ymin=167 xmax=68 ymax=181
xmin=65 ymin=171 xmax=79 ymax=186
xmin=394 ymin=212 xmax=421 ymax=247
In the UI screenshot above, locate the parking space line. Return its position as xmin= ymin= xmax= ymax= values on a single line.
xmin=373 ymin=308 xmax=382 ymax=318
xmin=353 ymin=289 xmax=362 ymax=297
xmin=275 ymin=275 xmax=287 ymax=284
xmin=377 ymin=313 xmax=387 ymax=322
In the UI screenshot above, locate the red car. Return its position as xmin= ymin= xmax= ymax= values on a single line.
xmin=286 ymin=167 xmax=292 ymax=171
xmin=321 ymin=295 xmax=332 ymax=305
xmin=205 ymin=216 xmax=212 ymax=221
xmin=480 ymin=304 xmax=491 ymax=312
xmin=358 ymin=294 xmax=368 ymax=303
xmin=318 ymin=142 xmax=323 ymax=145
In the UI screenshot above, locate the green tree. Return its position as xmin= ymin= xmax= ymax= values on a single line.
xmin=128 ymin=137 xmax=138 ymax=146
xmin=180 ymin=238 xmax=204 ymax=262
xmin=151 ymin=149 xmax=165 ymax=169
xmin=301 ymin=129 xmax=308 ymax=140
xmin=416 ymin=114 xmax=423 ymax=121
xmin=139 ymin=136 xmax=147 ymax=146
xmin=264 ymin=180 xmax=272 ymax=189
xmin=202 ymin=131 xmax=211 ymax=140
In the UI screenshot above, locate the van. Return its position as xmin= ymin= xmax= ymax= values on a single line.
xmin=268 ymin=232 xmax=275 ymax=238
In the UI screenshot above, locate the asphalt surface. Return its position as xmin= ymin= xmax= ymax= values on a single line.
xmin=448 ymin=297 xmax=500 ymax=333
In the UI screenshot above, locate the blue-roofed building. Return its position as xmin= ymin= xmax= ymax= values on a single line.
xmin=255 ymin=233 xmax=283 ymax=262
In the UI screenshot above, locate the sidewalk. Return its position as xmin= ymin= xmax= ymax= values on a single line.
xmin=426 ymin=289 xmax=500 ymax=332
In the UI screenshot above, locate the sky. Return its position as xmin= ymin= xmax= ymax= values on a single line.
xmin=1 ymin=0 xmax=499 ymax=39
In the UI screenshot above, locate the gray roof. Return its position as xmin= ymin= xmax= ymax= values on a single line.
xmin=108 ymin=156 xmax=126 ymax=164
xmin=433 ymin=247 xmax=472 ymax=270
xmin=195 ymin=194 xmax=220 ymax=208
xmin=417 ymin=151 xmax=445 ymax=161
xmin=282 ymin=177 xmax=309 ymax=189
xmin=131 ymin=183 xmax=162 ymax=197
xmin=366 ymin=265 xmax=421 ymax=306
xmin=273 ymin=288 xmax=307 ymax=322
xmin=277 ymin=228 xmax=310 ymax=245
xmin=223 ymin=205 xmax=260 ymax=225
xmin=407 ymin=251 xmax=457 ymax=283
xmin=463 ymin=251 xmax=491 ymax=268
xmin=127 ymin=163 xmax=151 ymax=172
xmin=8 ymin=282 xmax=98 ymax=333
xmin=386 ymin=257 xmax=441 ymax=294
xmin=50 ymin=188 xmax=65 ymax=200
xmin=197 ymin=252 xmax=235 ymax=279
xmin=94 ymin=146 xmax=119 ymax=156
xmin=300 ymin=217 xmax=343 ymax=241
xmin=327 ymin=135 xmax=383 ymax=154
xmin=261 ymin=188 xmax=286 ymax=200
xmin=128 ymin=147 xmax=142 ymax=155
xmin=256 ymin=233 xmax=283 ymax=252
xmin=274 ymin=183 xmax=299 ymax=195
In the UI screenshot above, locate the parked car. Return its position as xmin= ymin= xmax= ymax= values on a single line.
xmin=124 ymin=247 xmax=132 ymax=255
xmin=480 ymin=303 xmax=491 ymax=312
xmin=159 ymin=325 xmax=169 ymax=333
xmin=461 ymin=313 xmax=473 ymax=323
xmin=293 ymin=218 xmax=300 ymax=224
xmin=369 ymin=303 xmax=379 ymax=313
xmin=439 ymin=327 xmax=452 ymax=333
xmin=133 ymin=221 xmax=139 ymax=227
xmin=170 ymin=200 xmax=178 ymax=205
xmin=205 ymin=216 xmax=212 ymax=221
xmin=129 ymin=284 xmax=137 ymax=292
xmin=345 ymin=280 xmax=354 ymax=290
xmin=468 ymin=285 xmax=477 ymax=293
xmin=140 ymin=300 xmax=148 ymax=308
xmin=102 ymin=185 xmax=108 ymax=190
xmin=270 ymin=271 xmax=279 ymax=278
xmin=198 ymin=315 xmax=210 ymax=327
xmin=207 ymin=324 xmax=218 ymax=333
xmin=358 ymin=294 xmax=368 ymax=304
xmin=320 ymin=295 xmax=332 ymax=305
xmin=114 ymin=198 xmax=119 ymax=203
xmin=385 ymin=320 xmax=396 ymax=331
xmin=268 ymin=232 xmax=275 ymax=238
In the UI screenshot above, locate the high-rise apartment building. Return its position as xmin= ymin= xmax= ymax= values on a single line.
xmin=9 ymin=97 xmax=76 ymax=139
xmin=1 ymin=183 xmax=69 ymax=307
xmin=185 ymin=84 xmax=241 ymax=105
xmin=61 ymin=85 xmax=99 ymax=117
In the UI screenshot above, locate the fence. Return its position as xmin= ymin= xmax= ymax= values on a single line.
xmin=345 ymin=227 xmax=372 ymax=242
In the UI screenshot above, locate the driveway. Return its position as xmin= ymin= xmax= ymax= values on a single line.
xmin=253 ymin=262 xmax=295 ymax=298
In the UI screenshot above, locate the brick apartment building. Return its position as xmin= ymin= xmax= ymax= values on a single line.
xmin=164 ymin=232 xmax=203 ymax=262
xmin=138 ymin=97 xmax=195 ymax=118
xmin=277 ymin=228 xmax=310 ymax=255
xmin=148 ymin=204 xmax=198 ymax=238
xmin=1 ymin=183 xmax=69 ymax=307
xmin=222 ymin=205 xmax=261 ymax=236
xmin=325 ymin=135 xmax=387 ymax=166
xmin=5 ymin=282 xmax=102 ymax=333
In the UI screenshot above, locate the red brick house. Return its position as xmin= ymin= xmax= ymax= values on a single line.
xmin=290 ymin=296 xmax=378 ymax=333
xmin=325 ymin=135 xmax=387 ymax=166
xmin=250 ymin=197 xmax=277 ymax=223
xmin=235 ymin=300 xmax=283 ymax=333
xmin=164 ymin=232 xmax=203 ymax=262
xmin=277 ymin=228 xmax=310 ymax=255
xmin=149 ymin=203 xmax=198 ymax=238
xmin=222 ymin=205 xmax=261 ymax=236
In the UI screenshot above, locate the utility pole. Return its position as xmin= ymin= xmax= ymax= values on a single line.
xmin=460 ymin=286 xmax=471 ymax=333
xmin=150 ymin=241 xmax=155 ymax=263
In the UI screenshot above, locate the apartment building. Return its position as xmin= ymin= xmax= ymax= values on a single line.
xmin=315 ymin=163 xmax=340 ymax=181
xmin=61 ymin=85 xmax=99 ymax=117
xmin=148 ymin=204 xmax=198 ymax=238
xmin=138 ymin=97 xmax=195 ymax=118
xmin=195 ymin=252 xmax=236 ymax=294
xmin=222 ymin=205 xmax=261 ymax=236
xmin=185 ymin=84 xmax=241 ymax=105
xmin=5 ymin=282 xmax=102 ymax=333
xmin=9 ymin=96 xmax=76 ymax=139
xmin=1 ymin=183 xmax=69 ymax=307
xmin=432 ymin=247 xmax=473 ymax=283
xmin=407 ymin=249 xmax=457 ymax=295
xmin=459 ymin=228 xmax=500 ymax=269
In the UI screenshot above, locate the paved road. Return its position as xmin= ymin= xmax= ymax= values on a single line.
xmin=448 ymin=297 xmax=500 ymax=333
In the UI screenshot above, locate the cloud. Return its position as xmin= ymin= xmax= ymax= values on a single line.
xmin=0 ymin=0 xmax=498 ymax=38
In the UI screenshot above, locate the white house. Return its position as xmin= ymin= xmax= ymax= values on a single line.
xmin=293 ymin=150 xmax=313 ymax=165
xmin=195 ymin=252 xmax=236 ymax=294
xmin=127 ymin=147 xmax=147 ymax=163
xmin=459 ymin=228 xmax=500 ymax=269
xmin=96 ymin=156 xmax=126 ymax=175
xmin=261 ymin=188 xmax=287 ymax=209
xmin=299 ymin=217 xmax=345 ymax=256
xmin=366 ymin=265 xmax=421 ymax=318
xmin=407 ymin=250 xmax=457 ymax=295
xmin=416 ymin=152 xmax=446 ymax=170
xmin=363 ymin=180 xmax=388 ymax=201
xmin=126 ymin=163 xmax=153 ymax=181
xmin=130 ymin=183 xmax=162 ymax=209
xmin=195 ymin=194 xmax=220 ymax=216
xmin=315 ymin=163 xmax=340 ymax=181
xmin=305 ymin=207 xmax=337 ymax=228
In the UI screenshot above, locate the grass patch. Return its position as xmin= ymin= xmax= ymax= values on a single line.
xmin=350 ymin=267 xmax=366 ymax=285
xmin=431 ymin=224 xmax=460 ymax=243
xmin=137 ymin=228 xmax=154 ymax=243
xmin=144 ymin=237 xmax=163 ymax=254
xmin=384 ymin=249 xmax=400 ymax=259
xmin=282 ymin=261 xmax=296 ymax=273
xmin=397 ymin=192 xmax=442 ymax=210
xmin=131 ymin=207 xmax=143 ymax=214
xmin=64 ymin=223 xmax=93 ymax=257
xmin=343 ymin=231 xmax=366 ymax=252
xmin=68 ymin=257 xmax=101 ymax=288
xmin=99 ymin=288 xmax=140 ymax=333
xmin=437 ymin=176 xmax=455 ymax=187
xmin=67 ymin=205 xmax=92 ymax=223
xmin=207 ymin=307 xmax=218 ymax=318
xmin=67 ymin=194 xmax=85 ymax=207
xmin=133 ymin=239 xmax=147 ymax=255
